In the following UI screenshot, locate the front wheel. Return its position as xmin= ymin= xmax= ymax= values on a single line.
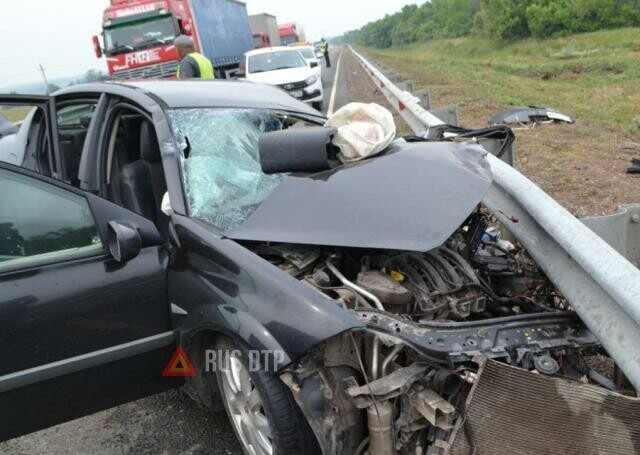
xmin=215 ymin=337 xmax=320 ymax=455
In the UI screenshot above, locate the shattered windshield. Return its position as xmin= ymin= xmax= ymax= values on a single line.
xmin=168 ymin=109 xmax=287 ymax=231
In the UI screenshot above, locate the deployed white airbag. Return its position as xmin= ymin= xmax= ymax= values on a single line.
xmin=325 ymin=102 xmax=396 ymax=162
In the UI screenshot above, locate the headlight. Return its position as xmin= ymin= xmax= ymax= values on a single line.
xmin=305 ymin=74 xmax=319 ymax=85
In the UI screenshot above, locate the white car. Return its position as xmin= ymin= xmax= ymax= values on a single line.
xmin=293 ymin=46 xmax=322 ymax=78
xmin=242 ymin=47 xmax=324 ymax=111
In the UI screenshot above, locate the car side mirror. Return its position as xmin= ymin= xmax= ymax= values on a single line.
xmin=310 ymin=61 xmax=319 ymax=68
xmin=86 ymin=193 xmax=164 ymax=262
xmin=107 ymin=221 xmax=142 ymax=263
xmin=259 ymin=127 xmax=340 ymax=174
xmin=182 ymin=18 xmax=194 ymax=36
xmin=92 ymin=35 xmax=103 ymax=58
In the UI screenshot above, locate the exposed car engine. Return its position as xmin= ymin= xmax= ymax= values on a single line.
xmin=250 ymin=206 xmax=632 ymax=455
xmin=258 ymin=209 xmax=562 ymax=323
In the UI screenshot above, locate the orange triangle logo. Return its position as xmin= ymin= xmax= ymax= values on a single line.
xmin=162 ymin=346 xmax=196 ymax=377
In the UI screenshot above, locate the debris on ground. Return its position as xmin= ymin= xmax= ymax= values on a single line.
xmin=489 ymin=106 xmax=574 ymax=126
xmin=627 ymin=158 xmax=640 ymax=174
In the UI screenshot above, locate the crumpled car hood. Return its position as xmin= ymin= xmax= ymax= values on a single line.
xmin=226 ymin=141 xmax=492 ymax=252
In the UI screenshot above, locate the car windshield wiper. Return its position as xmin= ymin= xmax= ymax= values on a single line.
xmin=111 ymin=42 xmax=134 ymax=53
xmin=137 ymin=37 xmax=166 ymax=47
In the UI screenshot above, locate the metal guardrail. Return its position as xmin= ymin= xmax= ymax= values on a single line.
xmin=348 ymin=45 xmax=640 ymax=391
xmin=349 ymin=47 xmax=445 ymax=137
xmin=349 ymin=46 xmax=516 ymax=166
xmin=582 ymin=205 xmax=640 ymax=267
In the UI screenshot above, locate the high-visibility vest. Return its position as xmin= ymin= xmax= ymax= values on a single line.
xmin=320 ymin=42 xmax=328 ymax=53
xmin=177 ymin=52 xmax=215 ymax=79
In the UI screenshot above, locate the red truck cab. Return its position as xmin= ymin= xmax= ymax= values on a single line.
xmin=278 ymin=23 xmax=302 ymax=46
xmin=93 ymin=0 xmax=198 ymax=78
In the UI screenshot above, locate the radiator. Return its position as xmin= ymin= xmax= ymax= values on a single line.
xmin=447 ymin=359 xmax=640 ymax=455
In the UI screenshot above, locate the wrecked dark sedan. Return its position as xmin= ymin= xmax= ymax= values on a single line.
xmin=1 ymin=81 xmax=639 ymax=455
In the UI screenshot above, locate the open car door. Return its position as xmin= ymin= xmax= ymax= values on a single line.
xmin=0 ymin=162 xmax=180 ymax=441
xmin=0 ymin=95 xmax=59 ymax=177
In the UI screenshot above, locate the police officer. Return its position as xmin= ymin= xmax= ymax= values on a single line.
xmin=320 ymin=38 xmax=331 ymax=68
xmin=175 ymin=35 xmax=215 ymax=79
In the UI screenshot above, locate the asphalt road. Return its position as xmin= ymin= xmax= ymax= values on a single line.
xmin=321 ymin=47 xmax=350 ymax=116
xmin=0 ymin=48 xmax=351 ymax=455
xmin=2 ymin=389 xmax=242 ymax=454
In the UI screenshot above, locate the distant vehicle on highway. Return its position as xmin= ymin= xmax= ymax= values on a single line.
xmin=293 ymin=45 xmax=322 ymax=78
xmin=249 ymin=13 xmax=280 ymax=48
xmin=241 ymin=47 xmax=323 ymax=111
xmin=92 ymin=0 xmax=254 ymax=79
xmin=278 ymin=22 xmax=305 ymax=46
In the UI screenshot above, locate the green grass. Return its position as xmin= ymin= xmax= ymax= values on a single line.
xmin=0 ymin=106 xmax=34 ymax=123
xmin=360 ymin=27 xmax=640 ymax=132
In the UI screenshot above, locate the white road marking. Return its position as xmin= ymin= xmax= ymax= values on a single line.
xmin=327 ymin=50 xmax=344 ymax=116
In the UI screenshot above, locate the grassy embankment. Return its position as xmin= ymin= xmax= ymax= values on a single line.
xmin=360 ymin=28 xmax=640 ymax=216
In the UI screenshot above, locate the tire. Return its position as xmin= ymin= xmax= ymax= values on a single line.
xmin=214 ymin=337 xmax=321 ymax=455
xmin=312 ymin=101 xmax=323 ymax=111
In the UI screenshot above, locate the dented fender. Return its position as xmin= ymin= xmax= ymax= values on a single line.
xmin=168 ymin=214 xmax=365 ymax=367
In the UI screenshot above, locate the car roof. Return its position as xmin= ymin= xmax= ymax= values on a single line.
xmin=245 ymin=46 xmax=303 ymax=57
xmin=54 ymin=80 xmax=323 ymax=117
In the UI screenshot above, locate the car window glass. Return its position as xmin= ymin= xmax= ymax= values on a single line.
xmin=0 ymin=168 xmax=103 ymax=273
xmin=169 ymin=108 xmax=286 ymax=230
xmin=248 ymin=51 xmax=307 ymax=73
xmin=0 ymin=108 xmax=19 ymax=139
xmin=296 ymin=48 xmax=315 ymax=59
xmin=56 ymin=102 xmax=97 ymax=186
xmin=0 ymin=104 xmax=50 ymax=175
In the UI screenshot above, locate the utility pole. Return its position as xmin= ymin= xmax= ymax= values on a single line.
xmin=38 ymin=63 xmax=50 ymax=94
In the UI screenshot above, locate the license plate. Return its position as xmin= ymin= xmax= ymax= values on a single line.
xmin=290 ymin=90 xmax=303 ymax=98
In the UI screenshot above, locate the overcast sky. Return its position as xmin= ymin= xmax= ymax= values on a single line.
xmin=0 ymin=0 xmax=417 ymax=89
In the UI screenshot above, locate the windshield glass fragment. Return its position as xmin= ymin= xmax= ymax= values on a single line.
xmin=169 ymin=108 xmax=287 ymax=231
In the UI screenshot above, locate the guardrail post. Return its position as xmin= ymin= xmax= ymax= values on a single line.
xmin=414 ymin=89 xmax=431 ymax=110
xmin=397 ymin=81 xmax=414 ymax=93
xmin=429 ymin=105 xmax=459 ymax=127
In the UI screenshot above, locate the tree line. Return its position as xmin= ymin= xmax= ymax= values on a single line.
xmin=337 ymin=0 xmax=640 ymax=46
